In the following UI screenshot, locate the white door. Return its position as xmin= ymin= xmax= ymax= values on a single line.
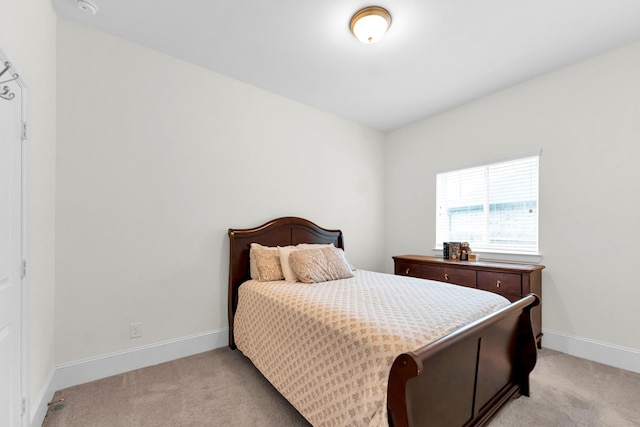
xmin=0 ymin=64 xmax=24 ymax=427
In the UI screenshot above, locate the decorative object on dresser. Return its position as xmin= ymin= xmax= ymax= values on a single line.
xmin=393 ymin=254 xmax=545 ymax=348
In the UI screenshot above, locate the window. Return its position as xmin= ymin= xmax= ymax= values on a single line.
xmin=436 ymin=151 xmax=540 ymax=255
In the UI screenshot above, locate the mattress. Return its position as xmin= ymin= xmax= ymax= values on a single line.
xmin=234 ymin=269 xmax=510 ymax=427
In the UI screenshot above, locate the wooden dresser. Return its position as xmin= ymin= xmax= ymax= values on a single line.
xmin=393 ymin=255 xmax=545 ymax=347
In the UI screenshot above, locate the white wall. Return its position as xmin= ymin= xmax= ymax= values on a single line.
xmin=55 ymin=19 xmax=385 ymax=364
xmin=1 ymin=0 xmax=58 ymax=422
xmin=385 ymin=41 xmax=640 ymax=365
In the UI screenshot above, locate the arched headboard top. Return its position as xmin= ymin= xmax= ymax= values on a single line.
xmin=227 ymin=217 xmax=344 ymax=347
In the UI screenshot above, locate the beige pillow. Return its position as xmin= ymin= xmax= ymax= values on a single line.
xmin=249 ymin=243 xmax=278 ymax=279
xmin=252 ymin=246 xmax=284 ymax=281
xmin=296 ymin=243 xmax=335 ymax=250
xmin=289 ymin=247 xmax=354 ymax=284
xmin=297 ymin=243 xmax=355 ymax=271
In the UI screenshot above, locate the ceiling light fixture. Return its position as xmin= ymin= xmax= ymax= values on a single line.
xmin=350 ymin=6 xmax=392 ymax=44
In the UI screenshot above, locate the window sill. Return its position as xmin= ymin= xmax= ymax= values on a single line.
xmin=432 ymin=248 xmax=543 ymax=265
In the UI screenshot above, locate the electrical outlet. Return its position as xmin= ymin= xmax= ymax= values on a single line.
xmin=129 ymin=322 xmax=142 ymax=339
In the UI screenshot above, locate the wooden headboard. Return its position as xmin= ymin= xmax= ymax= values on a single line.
xmin=227 ymin=217 xmax=344 ymax=348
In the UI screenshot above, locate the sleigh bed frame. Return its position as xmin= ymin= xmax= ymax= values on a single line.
xmin=228 ymin=217 xmax=539 ymax=427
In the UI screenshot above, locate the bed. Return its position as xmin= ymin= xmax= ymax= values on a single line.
xmin=228 ymin=217 xmax=539 ymax=427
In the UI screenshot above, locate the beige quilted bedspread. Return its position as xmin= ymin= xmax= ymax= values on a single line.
xmin=234 ymin=270 xmax=510 ymax=427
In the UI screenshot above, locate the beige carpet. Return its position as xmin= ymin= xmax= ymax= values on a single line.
xmin=42 ymin=347 xmax=640 ymax=426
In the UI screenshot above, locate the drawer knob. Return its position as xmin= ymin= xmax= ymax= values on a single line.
xmin=405 ymin=268 xmax=410 ymax=275
xmin=496 ymin=280 xmax=501 ymax=288
xmin=444 ymin=273 xmax=449 ymax=280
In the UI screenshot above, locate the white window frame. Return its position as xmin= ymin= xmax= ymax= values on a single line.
xmin=434 ymin=150 xmax=542 ymax=263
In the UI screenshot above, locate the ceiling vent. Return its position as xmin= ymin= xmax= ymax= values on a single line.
xmin=75 ymin=0 xmax=99 ymax=15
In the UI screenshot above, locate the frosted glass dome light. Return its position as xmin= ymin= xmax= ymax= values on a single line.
xmin=350 ymin=6 xmax=392 ymax=44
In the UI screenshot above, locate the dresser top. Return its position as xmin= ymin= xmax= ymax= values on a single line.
xmin=393 ymin=255 xmax=545 ymax=273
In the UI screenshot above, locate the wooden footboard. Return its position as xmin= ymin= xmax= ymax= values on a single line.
xmin=387 ymin=293 xmax=540 ymax=427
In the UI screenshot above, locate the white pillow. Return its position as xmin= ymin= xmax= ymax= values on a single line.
xmin=278 ymin=246 xmax=300 ymax=282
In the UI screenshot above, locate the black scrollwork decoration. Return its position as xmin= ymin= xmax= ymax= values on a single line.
xmin=0 ymin=62 xmax=19 ymax=101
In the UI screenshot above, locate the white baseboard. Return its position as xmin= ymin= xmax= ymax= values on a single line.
xmin=542 ymin=329 xmax=640 ymax=374
xmin=30 ymin=328 xmax=228 ymax=427
xmin=30 ymin=367 xmax=56 ymax=427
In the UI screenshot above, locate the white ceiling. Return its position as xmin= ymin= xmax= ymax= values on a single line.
xmin=53 ymin=0 xmax=640 ymax=132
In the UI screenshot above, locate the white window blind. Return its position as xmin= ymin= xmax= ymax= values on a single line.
xmin=436 ymin=152 xmax=539 ymax=254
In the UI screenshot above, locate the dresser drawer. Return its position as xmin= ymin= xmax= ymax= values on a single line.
xmin=395 ymin=261 xmax=423 ymax=278
xmin=422 ymin=265 xmax=476 ymax=288
xmin=478 ymin=271 xmax=521 ymax=295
